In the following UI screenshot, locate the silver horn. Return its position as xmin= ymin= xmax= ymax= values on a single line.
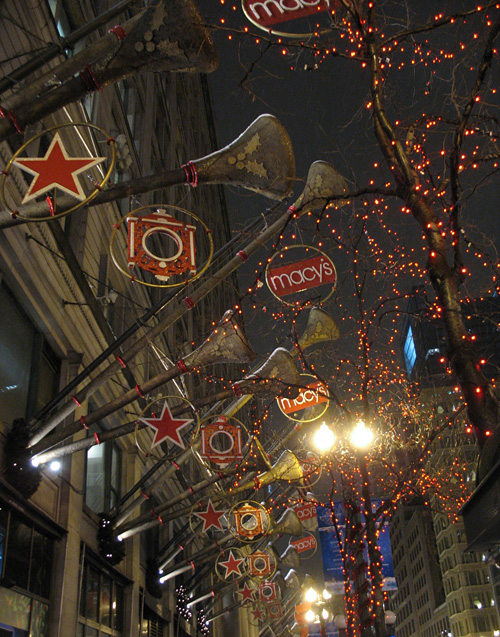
xmin=292 ymin=161 xmax=348 ymax=217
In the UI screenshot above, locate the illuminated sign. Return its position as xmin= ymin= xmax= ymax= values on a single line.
xmin=242 ymin=0 xmax=332 ymax=29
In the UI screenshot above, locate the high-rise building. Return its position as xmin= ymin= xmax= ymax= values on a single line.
xmin=390 ymin=289 xmax=500 ymax=637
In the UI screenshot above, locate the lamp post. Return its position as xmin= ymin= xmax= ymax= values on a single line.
xmin=304 ymin=586 xmax=334 ymax=637
xmin=350 ymin=420 xmax=387 ymax=637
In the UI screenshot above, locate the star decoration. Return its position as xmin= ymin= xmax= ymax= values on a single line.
xmin=13 ymin=132 xmax=106 ymax=203
xmin=139 ymin=401 xmax=193 ymax=449
xmin=251 ymin=607 xmax=264 ymax=621
xmin=218 ymin=550 xmax=244 ymax=579
xmin=193 ymin=499 xmax=226 ymax=533
xmin=238 ymin=581 xmax=255 ymax=603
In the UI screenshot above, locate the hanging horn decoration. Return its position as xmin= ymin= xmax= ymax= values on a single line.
xmin=0 ymin=115 xmax=296 ymax=227
xmin=184 ymin=114 xmax=295 ymax=199
xmin=29 ymin=310 xmax=255 ymax=451
xmin=233 ymin=451 xmax=304 ymax=495
xmin=291 ymin=160 xmax=348 ymax=218
xmin=295 ymin=306 xmax=340 ymax=353
xmin=0 ymin=0 xmax=218 ymax=144
xmin=268 ymin=509 xmax=303 ymax=538
xmin=237 ymin=347 xmax=300 ymax=399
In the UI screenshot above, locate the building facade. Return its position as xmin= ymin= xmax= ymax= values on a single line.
xmin=0 ymin=1 xmax=259 ymax=636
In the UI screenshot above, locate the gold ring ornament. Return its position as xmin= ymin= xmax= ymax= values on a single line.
xmin=110 ymin=204 xmax=214 ymax=288
xmin=1 ymin=122 xmax=115 ymax=221
xmin=134 ymin=395 xmax=200 ymax=461
xmin=276 ymin=372 xmax=329 ymax=422
xmin=265 ymin=243 xmax=336 ymax=307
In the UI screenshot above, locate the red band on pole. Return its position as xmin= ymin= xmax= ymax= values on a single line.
xmin=94 ymin=432 xmax=101 ymax=445
xmin=177 ymin=358 xmax=189 ymax=374
xmin=116 ymin=356 xmax=127 ymax=368
xmin=80 ymin=416 xmax=88 ymax=430
xmin=80 ymin=65 xmax=102 ymax=92
xmin=141 ymin=491 xmax=149 ymax=500
xmin=46 ymin=196 xmax=55 ymax=216
xmin=72 ymin=395 xmax=81 ymax=406
xmin=0 ymin=105 xmax=23 ymax=134
xmin=172 ymin=461 xmax=180 ymax=470
xmin=181 ymin=161 xmax=198 ymax=187
xmin=183 ymin=296 xmax=195 ymax=309
xmin=237 ymin=250 xmax=248 ymax=262
xmin=232 ymin=383 xmax=242 ymax=397
xmin=135 ymin=384 xmax=144 ymax=398
xmin=287 ymin=205 xmax=297 ymax=216
xmin=108 ymin=25 xmax=127 ymax=40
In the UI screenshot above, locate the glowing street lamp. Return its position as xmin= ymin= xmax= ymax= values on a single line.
xmin=350 ymin=420 xmax=374 ymax=449
xmin=312 ymin=422 xmax=335 ymax=452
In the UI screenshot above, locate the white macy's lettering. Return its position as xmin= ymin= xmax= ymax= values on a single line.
xmin=269 ymin=259 xmax=334 ymax=292
xmin=291 ymin=535 xmax=317 ymax=552
xmin=248 ymin=0 xmax=328 ymax=20
xmin=279 ymin=384 xmax=328 ymax=411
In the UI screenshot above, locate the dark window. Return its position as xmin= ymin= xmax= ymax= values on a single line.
xmin=0 ymin=508 xmax=53 ymax=600
xmin=0 ymin=281 xmax=60 ymax=425
xmin=79 ymin=554 xmax=125 ymax=635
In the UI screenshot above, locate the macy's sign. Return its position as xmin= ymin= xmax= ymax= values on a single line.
xmin=266 ymin=254 xmax=336 ymax=298
xmin=290 ymin=534 xmax=317 ymax=554
xmin=278 ymin=380 xmax=328 ymax=414
xmin=242 ymin=0 xmax=332 ymax=28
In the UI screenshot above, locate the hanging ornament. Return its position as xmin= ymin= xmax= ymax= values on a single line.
xmin=265 ymin=244 xmax=337 ymax=307
xmin=247 ymin=548 xmax=277 ymax=579
xmin=198 ymin=415 xmax=250 ymax=473
xmin=288 ymin=532 xmax=318 ymax=559
xmin=228 ymin=500 xmax=271 ymax=542
xmin=189 ymin=497 xmax=228 ymax=535
xmin=258 ymin=580 xmax=280 ymax=603
xmin=234 ymin=580 xmax=257 ymax=604
xmin=266 ymin=601 xmax=283 ymax=619
xmin=241 ymin=0 xmax=334 ymax=39
xmin=110 ymin=204 xmax=213 ymax=288
xmin=1 ymin=122 xmax=115 ymax=221
xmin=134 ymin=395 xmax=199 ymax=460
xmin=276 ymin=373 xmax=329 ymax=422
xmin=215 ymin=548 xmax=247 ymax=581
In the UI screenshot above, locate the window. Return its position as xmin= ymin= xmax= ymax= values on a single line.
xmin=79 ymin=552 xmax=125 ymax=636
xmin=0 ymin=507 xmax=53 ymax=598
xmin=0 ymin=280 xmax=60 ymax=425
xmin=404 ymin=326 xmax=417 ymax=375
xmin=85 ymin=432 xmax=122 ymax=514
xmin=0 ymin=506 xmax=54 ymax=636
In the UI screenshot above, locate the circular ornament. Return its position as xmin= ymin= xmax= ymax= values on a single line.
xmin=215 ymin=547 xmax=247 ymax=582
xmin=227 ymin=500 xmax=271 ymax=543
xmin=276 ymin=372 xmax=329 ymax=422
xmin=265 ymin=244 xmax=336 ymax=307
xmin=110 ymin=204 xmax=213 ymax=288
xmin=134 ymin=395 xmax=199 ymax=460
xmin=240 ymin=0 xmax=334 ymax=39
xmin=1 ymin=122 xmax=116 ymax=221
xmin=196 ymin=414 xmax=251 ymax=475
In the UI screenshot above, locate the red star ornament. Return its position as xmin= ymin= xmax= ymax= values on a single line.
xmin=239 ymin=582 xmax=255 ymax=603
xmin=193 ymin=499 xmax=226 ymax=533
xmin=218 ymin=550 xmax=244 ymax=578
xmin=13 ymin=132 xmax=106 ymax=203
xmin=139 ymin=402 xmax=193 ymax=449
xmin=251 ymin=607 xmax=264 ymax=621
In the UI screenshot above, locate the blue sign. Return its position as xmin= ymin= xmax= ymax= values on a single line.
xmin=316 ymin=501 xmax=397 ymax=593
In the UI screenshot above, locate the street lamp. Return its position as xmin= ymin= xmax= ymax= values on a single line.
xmin=303 ymin=586 xmax=333 ymax=637
xmin=350 ymin=420 xmax=374 ymax=449
xmin=312 ymin=422 xmax=335 ymax=452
